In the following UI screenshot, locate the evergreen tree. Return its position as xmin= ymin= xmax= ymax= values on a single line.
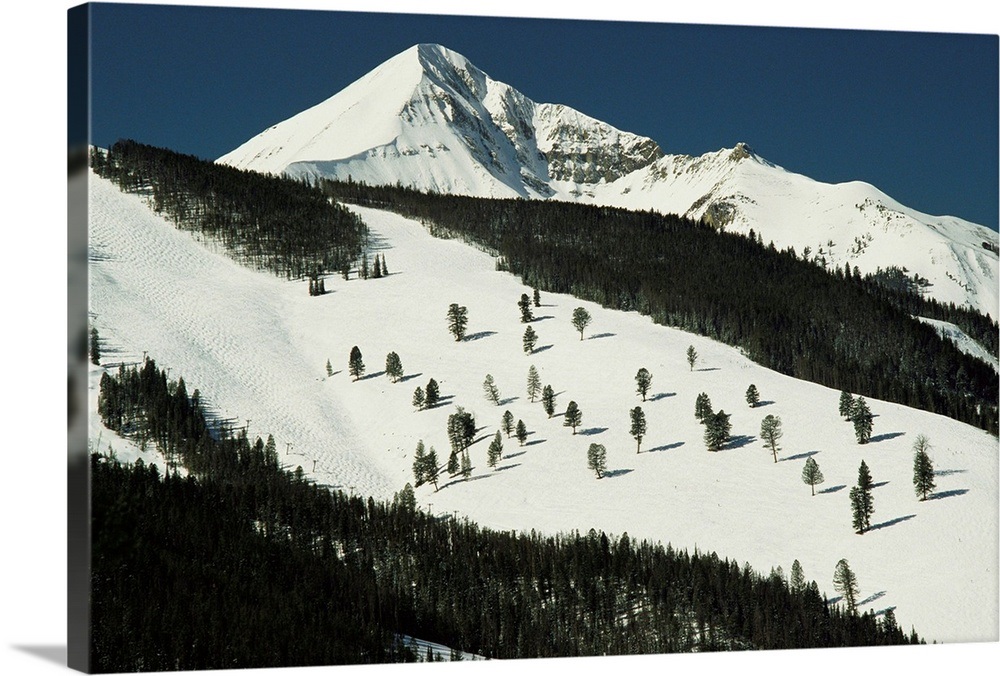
xmin=630 ymin=406 xmax=647 ymax=453
xmin=425 ymin=446 xmax=440 ymax=491
xmin=483 ymin=374 xmax=501 ymax=405
xmin=850 ymin=460 xmax=875 ymax=534
xmin=340 ymin=260 xmax=350 ymax=280
xmin=527 ymin=365 xmax=541 ymax=402
xmin=372 ymin=254 xmax=383 ymax=279
xmin=635 ymin=368 xmax=652 ymax=402
xmin=381 ymin=255 xmax=388 ymax=276
xmin=488 ymin=432 xmax=503 ymax=469
xmin=838 ymin=390 xmax=855 ymax=419
xmin=348 ymin=346 xmax=365 ymax=381
xmin=412 ymin=440 xmax=428 ymax=486
xmin=523 ymin=326 xmax=538 ymax=354
xmin=447 ymin=407 xmax=476 ymax=455
xmin=850 ymin=397 xmax=874 ymax=444
xmin=425 ymin=378 xmax=440 ymax=408
xmin=501 ymin=410 xmax=514 ymax=438
xmin=385 ymin=351 xmax=404 ymax=383
xmin=833 ymin=559 xmax=860 ymax=614
xmin=746 ymin=384 xmax=760 ymax=408
xmin=412 ymin=386 xmax=425 ymax=411
xmin=790 ymin=559 xmax=806 ymax=594
xmin=325 ymin=359 xmax=333 ymax=377
xmin=361 ymin=253 xmax=370 ymax=280
xmin=518 ymin=293 xmax=534 ymax=323
xmin=447 ymin=303 xmax=469 ymax=341
xmin=587 ymin=443 xmax=607 ymax=479
xmin=704 ymin=410 xmax=731 ymax=451
xmin=90 ymin=326 xmax=101 ymax=365
xmin=447 ymin=451 xmax=459 ymax=475
xmin=571 ymin=307 xmax=592 ymax=340
xmin=801 ymin=456 xmax=825 ymax=495
xmin=460 ymin=452 xmax=473 ymax=480
xmin=533 ymin=287 xmax=541 ymax=307
xmin=686 ymin=345 xmax=698 ymax=371
xmin=264 ymin=434 xmax=278 ymax=467
xmin=912 ymin=435 xmax=936 ymax=501
xmin=542 ymin=385 xmax=556 ymax=418
xmin=564 ymin=401 xmax=582 ymax=434
xmin=760 ymin=414 xmax=783 ymax=462
xmin=515 ymin=419 xmax=528 ymax=446
xmin=694 ymin=392 xmax=712 ymax=422
xmin=394 ymin=483 xmax=416 ymax=511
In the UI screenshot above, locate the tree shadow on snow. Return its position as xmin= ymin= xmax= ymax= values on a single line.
xmin=505 ymin=451 xmax=526 ymax=460
xmin=495 ymin=463 xmax=521 ymax=473
xmin=858 ymin=591 xmax=886 ymax=607
xmin=427 ymin=395 xmax=455 ymax=410
xmin=398 ymin=372 xmax=424 ymax=383
xmin=533 ymin=315 xmax=555 ymax=322
xmin=869 ymin=431 xmax=905 ymax=443
xmin=579 ymin=427 xmax=608 ymax=436
xmin=872 ymin=481 xmax=890 ymax=489
xmin=603 ymin=468 xmax=634 ymax=478
xmin=499 ymin=396 xmax=519 ymax=406
xmin=725 ymin=435 xmax=756 ymax=450
xmin=780 ymin=450 xmax=819 ymax=463
xmin=934 ymin=468 xmax=967 ymax=477
xmin=588 ymin=332 xmax=616 ymax=340
xmin=532 ymin=345 xmax=554 ymax=354
xmin=754 ymin=400 xmax=776 ymax=407
xmin=649 ymin=392 xmax=676 ymax=402
xmin=525 ymin=439 xmax=546 ymax=447
xmin=818 ymin=485 xmax=846 ymax=494
xmin=463 ymin=331 xmax=497 ymax=342
xmin=928 ymin=488 xmax=969 ymax=501
xmin=359 ymin=370 xmax=386 ymax=381
xmin=867 ymin=514 xmax=916 ymax=532
xmin=697 ymin=367 xmax=721 ymax=372
xmin=648 ymin=442 xmax=684 ymax=453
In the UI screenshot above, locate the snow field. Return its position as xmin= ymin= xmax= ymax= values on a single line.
xmin=89 ymin=172 xmax=997 ymax=645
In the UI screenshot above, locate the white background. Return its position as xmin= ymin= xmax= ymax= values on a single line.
xmin=2 ymin=1 xmax=996 ymax=675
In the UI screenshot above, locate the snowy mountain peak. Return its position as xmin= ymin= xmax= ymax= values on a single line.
xmin=218 ymin=45 xmax=998 ymax=317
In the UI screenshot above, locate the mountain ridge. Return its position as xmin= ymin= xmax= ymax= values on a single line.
xmin=218 ymin=43 xmax=998 ymax=318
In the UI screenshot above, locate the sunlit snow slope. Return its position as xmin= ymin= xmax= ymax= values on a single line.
xmin=89 ymin=171 xmax=997 ymax=645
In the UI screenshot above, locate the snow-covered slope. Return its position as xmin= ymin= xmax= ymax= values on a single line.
xmin=89 ymin=170 xmax=997 ymax=645
xmin=219 ymin=44 xmax=999 ymax=318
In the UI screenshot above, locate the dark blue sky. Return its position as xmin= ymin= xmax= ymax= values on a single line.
xmin=88 ymin=2 xmax=998 ymax=230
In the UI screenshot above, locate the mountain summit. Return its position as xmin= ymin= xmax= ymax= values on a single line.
xmin=219 ymin=44 xmax=998 ymax=317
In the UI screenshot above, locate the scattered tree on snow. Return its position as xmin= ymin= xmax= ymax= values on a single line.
xmin=801 ymin=457 xmax=825 ymax=495
xmin=833 ymin=559 xmax=859 ymax=615
xmin=746 ymin=384 xmax=760 ymax=408
xmin=501 ymin=410 xmax=514 ymax=438
xmin=518 ymin=293 xmax=534 ymax=323
xmin=483 ymin=373 xmax=501 ymax=405
xmin=635 ymin=368 xmax=652 ymax=402
xmin=447 ymin=450 xmax=459 ymax=475
xmin=425 ymin=378 xmax=440 ymax=408
xmin=703 ymin=410 xmax=731 ymax=451
xmin=542 ymin=385 xmax=556 ymax=418
xmin=838 ymin=390 xmax=855 ymax=420
xmin=760 ymin=414 xmax=783 ymax=462
xmin=385 ymin=351 xmax=404 ymax=383
xmin=527 ymin=365 xmax=541 ymax=402
xmin=90 ymin=327 xmax=101 ymax=365
xmin=686 ymin=345 xmax=698 ymax=371
xmin=424 ymin=446 xmax=440 ymax=491
xmin=630 ymin=406 xmax=647 ymax=453
xmin=488 ymin=432 xmax=503 ymax=469
xmin=515 ymin=419 xmax=528 ymax=446
xmin=372 ymin=254 xmax=383 ymax=279
xmin=587 ymin=443 xmax=607 ymax=479
xmin=849 ymin=460 xmax=875 ymax=534
xmin=912 ymin=434 xmax=936 ymax=501
xmin=564 ymin=401 xmax=582 ymax=434
xmin=850 ymin=397 xmax=874 ymax=444
xmin=447 ymin=407 xmax=477 ymax=456
xmin=348 ymin=346 xmax=365 ymax=381
xmin=523 ymin=326 xmax=538 ymax=354
xmin=790 ymin=560 xmax=806 ymax=594
xmin=447 ymin=303 xmax=469 ymax=341
xmin=412 ymin=440 xmax=428 ymax=486
xmin=571 ymin=307 xmax=592 ymax=340
xmin=694 ymin=392 xmax=713 ymax=422
xmin=412 ymin=386 xmax=425 ymax=411
xmin=533 ymin=287 xmax=541 ymax=307
xmin=325 ymin=359 xmax=333 ymax=377
xmin=460 ymin=452 xmax=473 ymax=480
